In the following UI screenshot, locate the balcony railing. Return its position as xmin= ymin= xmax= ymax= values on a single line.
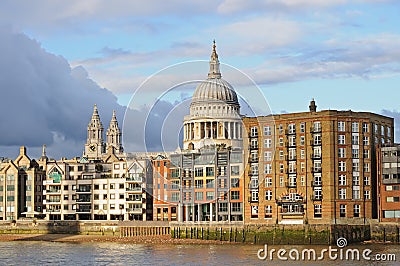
xmin=76 ymin=198 xmax=91 ymax=203
xmin=382 ymin=178 xmax=400 ymax=184
xmin=47 ymin=189 xmax=61 ymax=193
xmin=126 ymin=208 xmax=143 ymax=213
xmin=76 ymin=208 xmax=91 ymax=213
xmin=126 ymin=187 xmax=143 ymax=192
xmin=126 ymin=177 xmax=143 ymax=182
xmin=76 ymin=188 xmax=91 ymax=193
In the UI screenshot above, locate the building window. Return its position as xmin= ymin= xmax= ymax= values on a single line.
xmin=352 ymin=188 xmax=360 ymax=200
xmin=352 ymin=161 xmax=359 ymax=172
xmin=352 ymin=149 xmax=359 ymax=159
xmin=206 ymin=179 xmax=214 ymax=188
xmin=300 ymin=136 xmax=305 ymax=146
xmin=231 ymin=178 xmax=239 ymax=188
xmin=352 ymin=135 xmax=359 ymax=145
xmin=251 ymin=205 xmax=258 ymax=218
xmin=264 ymin=138 xmax=272 ymax=148
xmin=363 ymin=136 xmax=369 ymax=146
xmin=264 ymin=151 xmax=272 ymax=162
xmin=265 ymin=205 xmax=272 ymax=219
xmin=231 ymin=166 xmax=240 ymax=175
xmin=338 ymin=135 xmax=345 ymax=145
xmin=264 ymin=126 xmax=272 ymax=136
xmin=301 ymin=149 xmax=305 ymax=159
xmin=206 ymin=167 xmax=214 ymax=176
xmin=265 ymin=164 xmax=272 ymax=174
xmin=250 ymin=126 xmax=258 ymax=137
xmin=265 ymin=177 xmax=272 ymax=187
xmin=364 ymin=176 xmax=370 ymax=186
xmin=265 ymin=190 xmax=272 ymax=201
xmin=195 ymin=180 xmax=203 ymax=188
xmin=279 ymin=164 xmax=284 ymax=174
xmin=288 ymin=123 xmax=296 ymax=134
xmin=279 ymin=150 xmax=284 ymax=160
xmin=278 ymin=124 xmax=283 ymax=135
xmin=363 ymin=150 xmax=369 ymax=159
xmin=362 ymin=123 xmax=368 ymax=133
xmin=195 ymin=192 xmax=203 ymax=201
xmin=251 ymin=164 xmax=258 ymax=175
xmin=364 ymin=190 xmax=370 ymax=199
xmin=251 ymin=190 xmax=258 ymax=202
xmin=314 ymin=204 xmax=322 ymax=218
xmin=231 ymin=191 xmax=240 ymax=200
xmin=339 ymin=161 xmax=346 ymax=172
xmin=206 ymin=191 xmax=214 ymax=200
xmin=280 ymin=176 xmax=284 ymax=187
xmin=313 ymin=134 xmax=321 ymax=145
xmin=352 ymin=122 xmax=359 ymax=132
xmin=194 ymin=167 xmax=203 ymax=177
xmin=340 ymin=204 xmax=346 ymax=217
xmin=300 ymin=122 xmax=305 ymax=133
xmin=300 ymin=175 xmax=305 ymax=186
xmin=354 ymin=204 xmax=360 ymax=218
xmin=338 ymin=148 xmax=346 ymax=158
xmin=363 ymin=163 xmax=370 ymax=173
xmin=338 ymin=121 xmax=346 ymax=132
xmin=339 ymin=188 xmax=346 ymax=199
xmin=251 ymin=139 xmax=258 ymax=149
xmin=352 ymin=175 xmax=360 ymax=186
xmin=279 ymin=138 xmax=284 ymax=147
xmin=339 ymin=175 xmax=346 ymax=186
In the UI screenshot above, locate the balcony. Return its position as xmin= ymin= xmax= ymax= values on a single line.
xmin=76 ymin=187 xmax=91 ymax=193
xmin=382 ymin=178 xmax=400 ymax=185
xmin=126 ymin=177 xmax=143 ymax=182
xmin=76 ymin=208 xmax=91 ymax=213
xmin=276 ymin=198 xmax=306 ymax=204
xmin=46 ymin=188 xmax=61 ymax=194
xmin=76 ymin=198 xmax=91 ymax=203
xmin=126 ymin=197 xmax=145 ymax=203
xmin=126 ymin=187 xmax=144 ymax=192
xmin=310 ymin=195 xmax=323 ymax=201
xmin=311 ymin=181 xmax=323 ymax=187
xmin=46 ymin=199 xmax=61 ymax=203
xmin=126 ymin=208 xmax=143 ymax=213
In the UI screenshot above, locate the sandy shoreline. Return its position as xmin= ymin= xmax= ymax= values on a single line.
xmin=0 ymin=234 xmax=240 ymax=245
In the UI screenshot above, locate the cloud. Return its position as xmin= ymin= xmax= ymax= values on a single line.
xmin=245 ymin=33 xmax=400 ymax=85
xmin=0 ymin=28 xmax=125 ymax=158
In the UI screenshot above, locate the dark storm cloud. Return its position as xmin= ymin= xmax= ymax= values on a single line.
xmin=0 ymin=28 xmax=125 ymax=158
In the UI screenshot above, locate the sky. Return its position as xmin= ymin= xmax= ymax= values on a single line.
xmin=0 ymin=0 xmax=400 ymax=159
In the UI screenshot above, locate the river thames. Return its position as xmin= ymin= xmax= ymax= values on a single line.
xmin=0 ymin=241 xmax=399 ymax=265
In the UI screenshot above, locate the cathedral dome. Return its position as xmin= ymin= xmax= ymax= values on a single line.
xmin=191 ymin=41 xmax=239 ymax=107
xmin=192 ymin=78 xmax=239 ymax=105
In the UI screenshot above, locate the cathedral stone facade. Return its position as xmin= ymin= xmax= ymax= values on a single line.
xmin=84 ymin=105 xmax=124 ymax=160
xmin=183 ymin=41 xmax=243 ymax=150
